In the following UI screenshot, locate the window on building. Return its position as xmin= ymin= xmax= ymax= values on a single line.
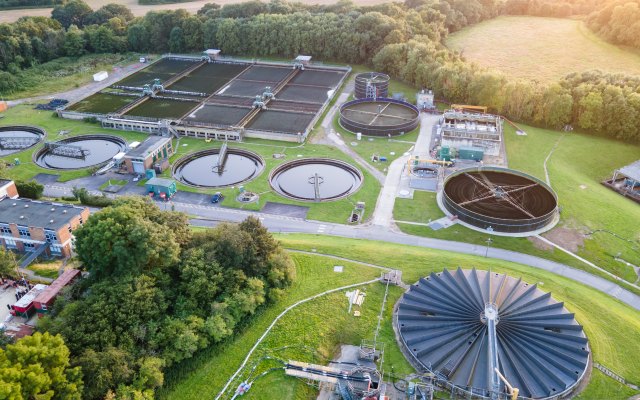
xmin=44 ymin=230 xmax=58 ymax=243
xmin=50 ymin=245 xmax=62 ymax=254
xmin=4 ymin=238 xmax=16 ymax=249
xmin=68 ymin=225 xmax=73 ymax=234
xmin=40 ymin=304 xmax=48 ymax=311
xmin=24 ymin=242 xmax=35 ymax=251
xmin=0 ymin=224 xmax=11 ymax=234
xmin=17 ymin=226 xmax=30 ymax=238
xmin=79 ymin=216 xmax=83 ymax=225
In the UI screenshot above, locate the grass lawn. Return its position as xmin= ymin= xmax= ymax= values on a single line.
xmin=333 ymin=112 xmax=419 ymax=173
xmin=445 ymin=16 xmax=640 ymax=82
xmin=0 ymin=54 xmax=140 ymax=100
xmin=99 ymin=179 xmax=128 ymax=191
xmin=504 ymin=123 xmax=640 ymax=281
xmin=276 ymin=235 xmax=640 ymax=397
xmin=26 ymin=259 xmax=62 ymax=279
xmin=392 ymin=122 xmax=640 ymax=284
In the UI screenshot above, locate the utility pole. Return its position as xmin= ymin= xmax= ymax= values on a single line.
xmin=485 ymin=238 xmax=493 ymax=258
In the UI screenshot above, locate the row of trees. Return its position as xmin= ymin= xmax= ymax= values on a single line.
xmin=40 ymin=198 xmax=295 ymax=399
xmin=585 ymin=0 xmax=640 ymax=49
xmin=1 ymin=0 xmax=640 ymax=140
xmin=0 ymin=0 xmax=61 ymax=10
xmin=502 ymin=0 xmax=601 ymax=17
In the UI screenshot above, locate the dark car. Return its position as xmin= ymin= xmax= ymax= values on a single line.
xmin=211 ymin=192 xmax=223 ymax=203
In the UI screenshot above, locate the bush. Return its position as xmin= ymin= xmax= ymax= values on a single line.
xmin=15 ymin=180 xmax=44 ymax=199
xmin=72 ymin=186 xmax=114 ymax=207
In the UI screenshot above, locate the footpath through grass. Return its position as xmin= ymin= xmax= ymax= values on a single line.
xmin=504 ymin=123 xmax=640 ymax=281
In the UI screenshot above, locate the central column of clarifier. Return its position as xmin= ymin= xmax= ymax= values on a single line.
xmin=482 ymin=303 xmax=501 ymax=399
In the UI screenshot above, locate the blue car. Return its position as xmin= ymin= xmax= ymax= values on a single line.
xmin=211 ymin=192 xmax=223 ymax=203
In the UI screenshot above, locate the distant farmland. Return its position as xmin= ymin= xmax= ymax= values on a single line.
xmin=445 ymin=16 xmax=640 ymax=82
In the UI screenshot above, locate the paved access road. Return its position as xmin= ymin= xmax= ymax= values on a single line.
xmin=182 ymin=203 xmax=640 ymax=311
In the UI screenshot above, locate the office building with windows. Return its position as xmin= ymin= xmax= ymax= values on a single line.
xmin=0 ymin=198 xmax=89 ymax=258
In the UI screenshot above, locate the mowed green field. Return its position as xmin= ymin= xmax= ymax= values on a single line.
xmin=504 ymin=123 xmax=640 ymax=281
xmin=161 ymin=235 xmax=640 ymax=400
xmin=445 ymin=16 xmax=640 ymax=82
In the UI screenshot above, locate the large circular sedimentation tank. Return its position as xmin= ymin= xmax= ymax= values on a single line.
xmin=34 ymin=134 xmax=126 ymax=170
xmin=354 ymin=72 xmax=390 ymax=99
xmin=269 ymin=158 xmax=362 ymax=202
xmin=340 ymin=98 xmax=420 ymax=137
xmin=442 ymin=167 xmax=558 ymax=233
xmin=396 ymin=268 xmax=590 ymax=399
xmin=0 ymin=126 xmax=45 ymax=156
xmin=172 ymin=148 xmax=264 ymax=188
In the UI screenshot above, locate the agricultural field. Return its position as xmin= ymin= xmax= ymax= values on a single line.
xmin=445 ymin=16 xmax=640 ymax=82
xmin=160 ymin=235 xmax=640 ymax=400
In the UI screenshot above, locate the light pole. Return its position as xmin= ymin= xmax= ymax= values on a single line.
xmin=485 ymin=238 xmax=493 ymax=258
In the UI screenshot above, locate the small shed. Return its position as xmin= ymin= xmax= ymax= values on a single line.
xmin=295 ymin=55 xmax=312 ymax=66
xmin=93 ymin=71 xmax=108 ymax=82
xmin=204 ymin=49 xmax=221 ymax=61
xmin=145 ymin=177 xmax=177 ymax=200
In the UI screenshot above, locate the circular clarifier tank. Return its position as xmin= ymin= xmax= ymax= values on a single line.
xmin=0 ymin=126 xmax=45 ymax=156
xmin=172 ymin=148 xmax=264 ymax=188
xmin=34 ymin=134 xmax=126 ymax=170
xmin=269 ymin=158 xmax=363 ymax=202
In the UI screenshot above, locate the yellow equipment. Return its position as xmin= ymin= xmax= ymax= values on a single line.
xmin=494 ymin=368 xmax=520 ymax=400
xmin=451 ymin=104 xmax=488 ymax=113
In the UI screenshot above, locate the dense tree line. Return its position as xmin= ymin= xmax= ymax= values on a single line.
xmin=502 ymin=0 xmax=601 ymax=17
xmin=39 ymin=198 xmax=294 ymax=399
xmin=1 ymin=0 xmax=640 ymax=140
xmin=0 ymin=0 xmax=61 ymax=9
xmin=585 ymin=0 xmax=640 ymax=49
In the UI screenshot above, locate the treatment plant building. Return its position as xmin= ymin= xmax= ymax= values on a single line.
xmin=0 ymin=198 xmax=89 ymax=258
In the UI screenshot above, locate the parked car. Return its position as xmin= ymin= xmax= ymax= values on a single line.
xmin=211 ymin=192 xmax=223 ymax=203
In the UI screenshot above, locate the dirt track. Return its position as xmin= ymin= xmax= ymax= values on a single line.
xmin=0 ymin=0 xmax=385 ymax=23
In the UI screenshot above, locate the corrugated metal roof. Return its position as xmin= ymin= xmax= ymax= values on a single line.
xmin=33 ymin=269 xmax=80 ymax=305
xmin=618 ymin=160 xmax=640 ymax=182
